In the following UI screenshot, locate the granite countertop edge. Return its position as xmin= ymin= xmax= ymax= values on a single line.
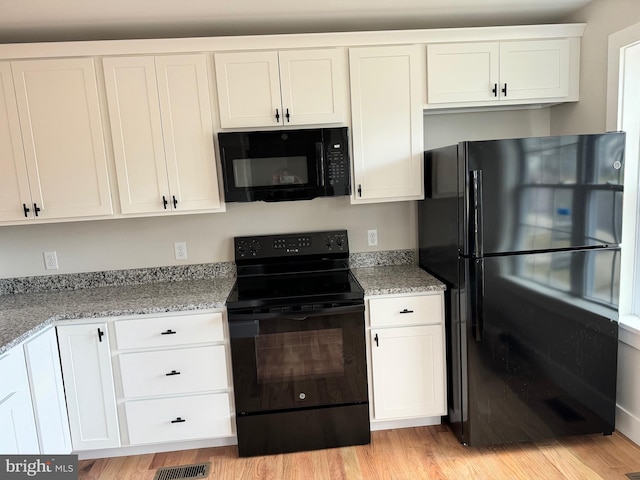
xmin=1 ymin=263 xmax=445 ymax=355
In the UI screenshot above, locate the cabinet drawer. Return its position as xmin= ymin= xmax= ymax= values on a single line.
xmin=369 ymin=294 xmax=443 ymax=327
xmin=114 ymin=312 xmax=224 ymax=349
xmin=119 ymin=345 xmax=228 ymax=398
xmin=125 ymin=393 xmax=232 ymax=445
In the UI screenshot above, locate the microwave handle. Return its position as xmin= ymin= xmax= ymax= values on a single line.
xmin=316 ymin=142 xmax=325 ymax=187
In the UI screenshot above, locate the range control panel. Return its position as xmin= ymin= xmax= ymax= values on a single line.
xmin=234 ymin=230 xmax=349 ymax=260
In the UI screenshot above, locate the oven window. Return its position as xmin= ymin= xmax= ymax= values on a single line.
xmin=255 ymin=328 xmax=344 ymax=383
xmin=233 ymin=156 xmax=309 ymax=187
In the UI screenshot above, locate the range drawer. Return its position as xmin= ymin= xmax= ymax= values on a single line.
xmin=125 ymin=393 xmax=232 ymax=445
xmin=114 ymin=312 xmax=224 ymax=350
xmin=119 ymin=345 xmax=228 ymax=398
xmin=369 ymin=293 xmax=443 ymax=327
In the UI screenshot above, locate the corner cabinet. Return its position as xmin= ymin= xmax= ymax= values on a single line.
xmin=426 ymin=38 xmax=576 ymax=107
xmin=0 ymin=58 xmax=112 ymax=224
xmin=0 ymin=344 xmax=40 ymax=454
xmin=103 ymin=54 xmax=223 ymax=215
xmin=57 ymin=323 xmax=120 ymax=451
xmin=368 ymin=293 xmax=446 ymax=421
xmin=214 ymin=48 xmax=347 ymax=128
xmin=349 ymin=45 xmax=424 ymax=203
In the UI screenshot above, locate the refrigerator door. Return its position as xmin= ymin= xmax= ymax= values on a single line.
xmin=461 ymin=132 xmax=625 ymax=257
xmin=458 ymin=249 xmax=619 ymax=447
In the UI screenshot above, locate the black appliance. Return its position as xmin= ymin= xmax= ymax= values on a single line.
xmin=418 ymin=132 xmax=625 ymax=447
xmin=218 ymin=127 xmax=351 ymax=202
xmin=225 ymin=230 xmax=370 ymax=457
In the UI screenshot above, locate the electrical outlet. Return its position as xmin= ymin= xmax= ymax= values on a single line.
xmin=43 ymin=251 xmax=59 ymax=270
xmin=367 ymin=229 xmax=378 ymax=247
xmin=174 ymin=242 xmax=188 ymax=260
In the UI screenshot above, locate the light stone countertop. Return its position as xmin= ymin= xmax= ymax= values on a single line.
xmin=0 ymin=264 xmax=444 ymax=355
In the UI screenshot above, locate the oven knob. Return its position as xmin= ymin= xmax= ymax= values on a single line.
xmin=299 ymin=393 xmax=306 ymax=400
xmin=237 ymin=241 xmax=247 ymax=256
xmin=249 ymin=240 xmax=261 ymax=256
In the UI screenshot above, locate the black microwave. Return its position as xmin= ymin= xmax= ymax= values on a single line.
xmin=218 ymin=127 xmax=351 ymax=202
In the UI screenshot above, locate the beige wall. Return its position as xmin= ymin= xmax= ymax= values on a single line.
xmin=551 ymin=0 xmax=640 ymax=135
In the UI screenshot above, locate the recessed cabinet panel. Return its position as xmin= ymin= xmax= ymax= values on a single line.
xmin=370 ymin=324 xmax=446 ymax=420
xmin=214 ymin=51 xmax=281 ymax=128
xmin=427 ymin=42 xmax=499 ymax=104
xmin=0 ymin=62 xmax=31 ymax=223
xmin=57 ymin=324 xmax=120 ymax=450
xmin=125 ymin=393 xmax=232 ymax=445
xmin=349 ymin=45 xmax=424 ymax=202
xmin=499 ymin=39 xmax=570 ymax=100
xmin=11 ymin=58 xmax=112 ymax=219
xmin=103 ymin=56 xmax=168 ymax=214
xmin=119 ymin=345 xmax=228 ymax=398
xmin=369 ymin=293 xmax=443 ymax=327
xmin=155 ymin=55 xmax=222 ymax=211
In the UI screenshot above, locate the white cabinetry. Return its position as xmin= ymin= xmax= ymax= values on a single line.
xmin=57 ymin=323 xmax=120 ymax=450
xmin=0 ymin=58 xmax=112 ymax=224
xmin=0 ymin=344 xmax=40 ymax=454
xmin=214 ymin=49 xmax=346 ymax=128
xmin=349 ymin=45 xmax=424 ymax=203
xmin=113 ymin=311 xmax=232 ymax=446
xmin=426 ymin=39 xmax=575 ymax=106
xmin=23 ymin=327 xmax=72 ymax=454
xmin=368 ymin=293 xmax=446 ymax=421
xmin=103 ymin=54 xmax=223 ymax=215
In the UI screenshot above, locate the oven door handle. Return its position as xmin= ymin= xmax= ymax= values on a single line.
xmin=228 ymin=303 xmax=364 ymax=323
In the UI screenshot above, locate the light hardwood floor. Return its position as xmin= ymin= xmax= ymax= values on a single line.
xmin=78 ymin=426 xmax=640 ymax=480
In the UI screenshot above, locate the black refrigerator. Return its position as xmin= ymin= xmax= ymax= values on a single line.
xmin=418 ymin=132 xmax=625 ymax=447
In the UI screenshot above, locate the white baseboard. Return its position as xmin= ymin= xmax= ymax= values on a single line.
xmin=616 ymin=404 xmax=640 ymax=446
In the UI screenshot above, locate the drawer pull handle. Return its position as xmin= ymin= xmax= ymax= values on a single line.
xmin=171 ymin=417 xmax=186 ymax=423
xmin=165 ymin=370 xmax=181 ymax=376
xmin=161 ymin=329 xmax=177 ymax=335
xmin=399 ymin=309 xmax=414 ymax=314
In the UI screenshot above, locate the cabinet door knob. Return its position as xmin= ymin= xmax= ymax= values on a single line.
xmin=357 ymin=184 xmax=362 ymax=197
xmin=165 ymin=370 xmax=181 ymax=376
xmin=374 ymin=333 xmax=379 ymax=347
xmin=275 ymin=108 xmax=280 ymax=123
xmin=172 ymin=195 xmax=178 ymax=209
xmin=22 ymin=203 xmax=30 ymax=218
xmin=33 ymin=203 xmax=41 ymax=217
xmin=171 ymin=417 xmax=186 ymax=423
xmin=97 ymin=328 xmax=105 ymax=342
xmin=501 ymin=83 xmax=508 ymax=97
xmin=492 ymin=83 xmax=498 ymax=97
xmin=162 ymin=196 xmax=168 ymax=209
xmin=285 ymin=108 xmax=290 ymax=122
xmin=399 ymin=309 xmax=414 ymax=314
xmin=161 ymin=329 xmax=177 ymax=335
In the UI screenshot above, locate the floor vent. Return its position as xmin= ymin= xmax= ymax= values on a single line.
xmin=153 ymin=463 xmax=210 ymax=480
xmin=625 ymin=473 xmax=640 ymax=480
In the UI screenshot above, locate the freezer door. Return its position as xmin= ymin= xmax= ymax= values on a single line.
xmin=462 ymin=132 xmax=625 ymax=256
xmin=461 ymin=249 xmax=619 ymax=446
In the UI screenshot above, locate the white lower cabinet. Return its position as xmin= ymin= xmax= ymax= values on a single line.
xmin=125 ymin=393 xmax=231 ymax=445
xmin=23 ymin=327 xmax=72 ymax=454
xmin=0 ymin=345 xmax=40 ymax=454
xmin=368 ymin=293 xmax=446 ymax=421
xmin=57 ymin=323 xmax=120 ymax=450
xmin=113 ymin=311 xmax=232 ymax=446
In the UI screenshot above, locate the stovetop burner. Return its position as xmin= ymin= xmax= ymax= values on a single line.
xmin=226 ymin=230 xmax=364 ymax=312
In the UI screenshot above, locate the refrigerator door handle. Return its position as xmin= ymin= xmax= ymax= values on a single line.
xmin=470 ymin=170 xmax=484 ymax=257
xmin=472 ymin=258 xmax=485 ymax=342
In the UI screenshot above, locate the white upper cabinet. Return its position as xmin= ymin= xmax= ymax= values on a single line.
xmin=103 ymin=54 xmax=223 ymax=215
xmin=1 ymin=58 xmax=112 ymax=223
xmin=427 ymin=38 xmax=574 ymax=107
xmin=349 ymin=45 xmax=424 ymax=203
xmin=0 ymin=62 xmax=31 ymax=223
xmin=214 ymin=48 xmax=346 ymax=128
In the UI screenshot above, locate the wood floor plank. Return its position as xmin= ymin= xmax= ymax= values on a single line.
xmin=78 ymin=426 xmax=640 ymax=480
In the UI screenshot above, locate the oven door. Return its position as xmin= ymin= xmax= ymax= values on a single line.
xmin=219 ymin=129 xmax=325 ymax=202
xmin=228 ymin=304 xmax=367 ymax=414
